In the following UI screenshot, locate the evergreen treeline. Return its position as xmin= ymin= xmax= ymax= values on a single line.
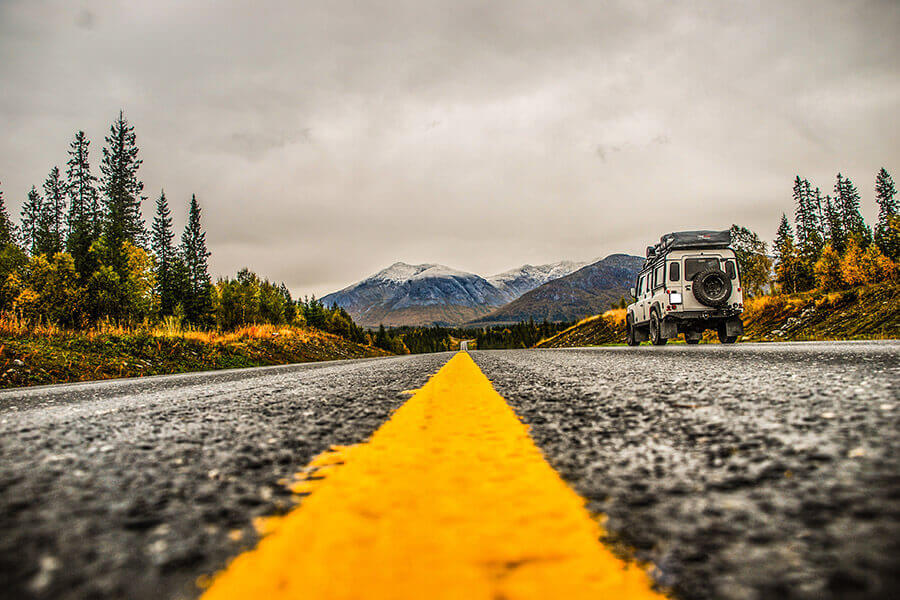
xmin=0 ymin=112 xmax=372 ymax=345
xmin=475 ymin=320 xmax=574 ymax=349
xmin=773 ymin=170 xmax=899 ymax=293
xmin=366 ymin=320 xmax=575 ymax=354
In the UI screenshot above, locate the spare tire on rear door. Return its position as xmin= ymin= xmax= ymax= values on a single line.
xmin=692 ymin=269 xmax=732 ymax=307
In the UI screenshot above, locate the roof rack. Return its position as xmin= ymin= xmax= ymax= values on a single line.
xmin=645 ymin=230 xmax=732 ymax=261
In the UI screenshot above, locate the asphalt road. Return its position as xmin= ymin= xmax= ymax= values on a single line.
xmin=1 ymin=341 xmax=898 ymax=600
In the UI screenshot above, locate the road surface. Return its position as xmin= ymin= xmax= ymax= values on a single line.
xmin=0 ymin=342 xmax=898 ymax=599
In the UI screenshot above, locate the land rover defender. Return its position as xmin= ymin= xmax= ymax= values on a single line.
xmin=626 ymin=230 xmax=744 ymax=346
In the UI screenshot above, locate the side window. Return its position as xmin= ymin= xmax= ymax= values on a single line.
xmin=724 ymin=260 xmax=736 ymax=280
xmin=669 ymin=261 xmax=680 ymax=282
xmin=653 ymin=264 xmax=665 ymax=289
xmin=640 ymin=273 xmax=649 ymax=295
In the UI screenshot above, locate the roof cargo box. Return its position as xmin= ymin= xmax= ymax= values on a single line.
xmin=659 ymin=230 xmax=731 ymax=250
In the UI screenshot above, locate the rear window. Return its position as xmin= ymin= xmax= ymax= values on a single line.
xmin=724 ymin=260 xmax=736 ymax=279
xmin=685 ymin=258 xmax=720 ymax=280
xmin=669 ymin=261 xmax=680 ymax=282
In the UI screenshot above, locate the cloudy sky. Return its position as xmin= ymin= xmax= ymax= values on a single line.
xmin=1 ymin=1 xmax=898 ymax=296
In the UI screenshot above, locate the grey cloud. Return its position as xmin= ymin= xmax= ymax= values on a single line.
xmin=1 ymin=0 xmax=898 ymax=297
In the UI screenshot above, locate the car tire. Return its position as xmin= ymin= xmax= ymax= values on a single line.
xmin=650 ymin=311 xmax=667 ymax=346
xmin=626 ymin=315 xmax=639 ymax=346
xmin=717 ymin=324 xmax=738 ymax=344
xmin=693 ymin=269 xmax=732 ymax=307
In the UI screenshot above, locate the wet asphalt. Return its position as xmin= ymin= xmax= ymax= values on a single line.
xmin=473 ymin=342 xmax=900 ymax=600
xmin=0 ymin=342 xmax=897 ymax=600
xmin=0 ymin=355 xmax=450 ymax=600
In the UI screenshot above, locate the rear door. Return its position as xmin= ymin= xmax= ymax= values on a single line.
xmin=683 ymin=255 xmax=722 ymax=310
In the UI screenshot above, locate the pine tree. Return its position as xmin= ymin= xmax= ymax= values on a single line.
xmin=42 ymin=166 xmax=67 ymax=255
xmin=180 ymin=194 xmax=212 ymax=323
xmin=875 ymin=167 xmax=897 ymax=223
xmin=813 ymin=187 xmax=828 ymax=243
xmin=0 ymin=185 xmax=17 ymax=246
xmin=835 ymin=173 xmax=870 ymax=246
xmin=774 ymin=213 xmax=793 ymax=257
xmin=793 ymin=176 xmax=809 ymax=247
xmin=20 ymin=186 xmax=44 ymax=255
xmin=774 ymin=214 xmax=799 ymax=293
xmin=99 ymin=111 xmax=146 ymax=272
xmin=874 ymin=168 xmax=899 ymax=259
xmin=66 ymin=130 xmax=99 ymax=277
xmin=152 ymin=190 xmax=178 ymax=316
xmin=793 ymin=176 xmax=822 ymax=259
xmin=823 ymin=194 xmax=845 ymax=253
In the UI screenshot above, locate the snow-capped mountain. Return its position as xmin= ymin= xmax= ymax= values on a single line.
xmin=487 ymin=261 xmax=588 ymax=300
xmin=321 ymin=260 xmax=586 ymax=327
xmin=320 ymin=262 xmax=513 ymax=327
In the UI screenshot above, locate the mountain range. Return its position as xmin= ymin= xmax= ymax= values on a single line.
xmin=470 ymin=254 xmax=645 ymax=326
xmin=321 ymin=255 xmax=642 ymax=328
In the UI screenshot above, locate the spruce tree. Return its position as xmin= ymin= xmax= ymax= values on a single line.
xmin=823 ymin=194 xmax=845 ymax=253
xmin=180 ymin=194 xmax=212 ymax=323
xmin=0 ymin=185 xmax=17 ymax=246
xmin=874 ymin=168 xmax=899 ymax=259
xmin=100 ymin=111 xmax=147 ymax=272
xmin=793 ymin=177 xmax=822 ymax=257
xmin=834 ymin=173 xmax=869 ymax=246
xmin=42 ymin=166 xmax=67 ymax=255
xmin=20 ymin=186 xmax=44 ymax=255
xmin=813 ymin=187 xmax=828 ymax=243
xmin=774 ymin=213 xmax=793 ymax=256
xmin=792 ymin=176 xmax=809 ymax=247
xmin=66 ymin=130 xmax=99 ymax=277
xmin=774 ymin=214 xmax=800 ymax=293
xmin=152 ymin=190 xmax=178 ymax=316
xmin=875 ymin=167 xmax=897 ymax=223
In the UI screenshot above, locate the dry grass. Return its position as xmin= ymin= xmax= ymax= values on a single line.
xmin=0 ymin=315 xmax=387 ymax=389
xmin=0 ymin=313 xmax=318 ymax=345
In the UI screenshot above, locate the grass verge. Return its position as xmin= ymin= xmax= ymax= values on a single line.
xmin=0 ymin=321 xmax=391 ymax=389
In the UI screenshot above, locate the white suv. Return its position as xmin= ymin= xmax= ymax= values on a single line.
xmin=626 ymin=231 xmax=744 ymax=346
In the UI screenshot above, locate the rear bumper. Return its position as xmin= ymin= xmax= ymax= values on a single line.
xmin=661 ymin=310 xmax=743 ymax=338
xmin=667 ymin=307 xmax=742 ymax=320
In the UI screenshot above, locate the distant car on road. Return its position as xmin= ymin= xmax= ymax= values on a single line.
xmin=626 ymin=230 xmax=744 ymax=345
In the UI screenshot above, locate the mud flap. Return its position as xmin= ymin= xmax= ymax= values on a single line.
xmin=725 ymin=317 xmax=744 ymax=337
xmin=661 ymin=318 xmax=678 ymax=339
xmin=634 ymin=326 xmax=649 ymax=342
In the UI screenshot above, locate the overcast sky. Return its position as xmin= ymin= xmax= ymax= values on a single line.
xmin=1 ymin=1 xmax=898 ymax=296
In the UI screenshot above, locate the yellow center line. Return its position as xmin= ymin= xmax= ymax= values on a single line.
xmin=200 ymin=352 xmax=667 ymax=599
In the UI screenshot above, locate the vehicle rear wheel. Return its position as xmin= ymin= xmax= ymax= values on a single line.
xmin=626 ymin=316 xmax=639 ymax=346
xmin=650 ymin=312 xmax=667 ymax=346
xmin=717 ymin=324 xmax=738 ymax=344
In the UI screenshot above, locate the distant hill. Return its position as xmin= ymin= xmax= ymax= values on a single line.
xmin=468 ymin=254 xmax=644 ymax=326
xmin=320 ymin=260 xmax=587 ymax=328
